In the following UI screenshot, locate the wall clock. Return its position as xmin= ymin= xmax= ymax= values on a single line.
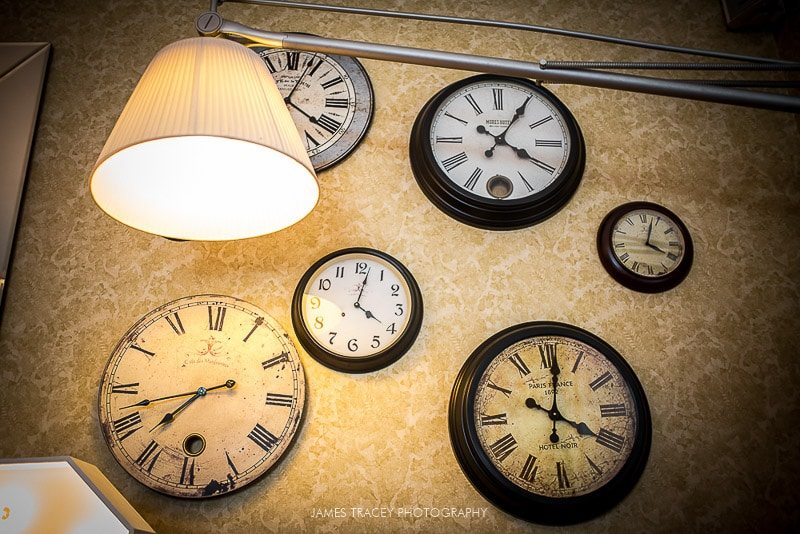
xmin=597 ymin=201 xmax=694 ymax=293
xmin=291 ymin=247 xmax=423 ymax=373
xmin=98 ymin=294 xmax=305 ymax=498
xmin=449 ymin=322 xmax=651 ymax=524
xmin=254 ymin=43 xmax=374 ymax=170
xmin=409 ymin=74 xmax=585 ymax=230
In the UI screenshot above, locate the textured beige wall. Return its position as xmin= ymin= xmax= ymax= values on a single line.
xmin=1 ymin=0 xmax=799 ymax=532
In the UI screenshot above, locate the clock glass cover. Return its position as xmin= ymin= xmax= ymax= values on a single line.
xmin=449 ymin=322 xmax=651 ymax=524
xmin=597 ymin=201 xmax=694 ymax=293
xmin=410 ymin=75 xmax=585 ymax=229
xmin=292 ymin=248 xmax=423 ymax=373
xmin=98 ymin=294 xmax=305 ymax=498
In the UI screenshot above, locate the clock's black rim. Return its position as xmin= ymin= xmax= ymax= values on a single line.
xmin=291 ymin=247 xmax=423 ymax=373
xmin=409 ymin=75 xmax=585 ymax=230
xmin=597 ymin=201 xmax=694 ymax=293
xmin=448 ymin=321 xmax=652 ymax=525
xmin=97 ymin=294 xmax=307 ymax=500
xmin=252 ymin=41 xmax=375 ymax=172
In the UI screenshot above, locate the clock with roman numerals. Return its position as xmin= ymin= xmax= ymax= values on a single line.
xmin=449 ymin=322 xmax=651 ymax=524
xmin=597 ymin=201 xmax=694 ymax=293
xmin=410 ymin=75 xmax=585 ymax=229
xmin=98 ymin=294 xmax=305 ymax=498
xmin=254 ymin=43 xmax=374 ymax=170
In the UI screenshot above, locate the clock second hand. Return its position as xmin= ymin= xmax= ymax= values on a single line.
xmin=149 ymin=380 xmax=236 ymax=432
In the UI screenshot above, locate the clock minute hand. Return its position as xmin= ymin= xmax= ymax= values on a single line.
xmin=284 ymin=58 xmax=315 ymax=104
xmin=123 ymin=379 xmax=236 ymax=410
xmin=150 ymin=380 xmax=236 ymax=431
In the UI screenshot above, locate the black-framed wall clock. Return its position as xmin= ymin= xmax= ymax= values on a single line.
xmin=292 ymin=247 xmax=423 ymax=373
xmin=98 ymin=294 xmax=306 ymax=498
xmin=253 ymin=43 xmax=374 ymax=170
xmin=409 ymin=74 xmax=585 ymax=230
xmin=449 ymin=322 xmax=651 ymax=525
xmin=597 ymin=201 xmax=694 ymax=293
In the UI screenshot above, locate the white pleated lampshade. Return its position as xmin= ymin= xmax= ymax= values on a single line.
xmin=90 ymin=37 xmax=318 ymax=241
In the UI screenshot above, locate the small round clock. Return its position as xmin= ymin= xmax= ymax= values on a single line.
xmin=98 ymin=294 xmax=305 ymax=498
xmin=254 ymin=44 xmax=374 ymax=170
xmin=410 ymin=74 xmax=585 ymax=230
xmin=449 ymin=322 xmax=651 ymax=525
xmin=597 ymin=201 xmax=694 ymax=293
xmin=291 ymin=248 xmax=423 ymax=373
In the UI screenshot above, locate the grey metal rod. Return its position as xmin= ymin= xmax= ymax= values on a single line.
xmin=217 ymin=20 xmax=800 ymax=113
xmin=540 ymin=60 xmax=800 ymax=71
xmin=223 ymin=0 xmax=799 ymax=66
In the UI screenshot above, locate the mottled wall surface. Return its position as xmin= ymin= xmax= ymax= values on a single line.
xmin=1 ymin=0 xmax=799 ymax=532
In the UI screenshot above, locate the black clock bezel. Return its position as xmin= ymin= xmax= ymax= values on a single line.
xmin=409 ymin=74 xmax=585 ymax=230
xmin=449 ymin=321 xmax=651 ymax=525
xmin=253 ymin=41 xmax=374 ymax=171
xmin=597 ymin=201 xmax=694 ymax=293
xmin=291 ymin=247 xmax=423 ymax=373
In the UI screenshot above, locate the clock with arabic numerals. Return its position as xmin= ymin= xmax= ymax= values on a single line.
xmin=597 ymin=201 xmax=694 ymax=293
xmin=98 ymin=294 xmax=305 ymax=498
xmin=254 ymin=42 xmax=374 ymax=170
xmin=292 ymin=248 xmax=423 ymax=373
xmin=410 ymin=75 xmax=585 ymax=230
xmin=449 ymin=322 xmax=651 ymax=524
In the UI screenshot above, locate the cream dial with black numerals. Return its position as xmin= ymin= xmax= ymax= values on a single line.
xmin=475 ymin=335 xmax=637 ymax=497
xmin=256 ymin=47 xmax=373 ymax=170
xmin=429 ymin=78 xmax=572 ymax=200
xmin=292 ymin=248 xmax=423 ymax=373
xmin=98 ymin=294 xmax=305 ymax=498
xmin=611 ymin=208 xmax=686 ymax=277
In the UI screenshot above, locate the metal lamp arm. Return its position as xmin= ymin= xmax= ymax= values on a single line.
xmin=200 ymin=14 xmax=800 ymax=113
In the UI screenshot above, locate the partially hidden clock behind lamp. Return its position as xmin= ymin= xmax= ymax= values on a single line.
xmin=410 ymin=74 xmax=585 ymax=229
xmin=253 ymin=43 xmax=374 ymax=170
xmin=98 ymin=295 xmax=306 ymax=498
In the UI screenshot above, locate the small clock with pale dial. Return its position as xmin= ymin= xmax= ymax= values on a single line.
xmin=292 ymin=248 xmax=423 ymax=373
xmin=597 ymin=201 xmax=694 ymax=293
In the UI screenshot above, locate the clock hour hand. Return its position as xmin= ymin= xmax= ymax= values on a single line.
xmin=286 ymin=100 xmax=319 ymax=125
xmin=353 ymin=302 xmax=382 ymax=323
xmin=557 ymin=415 xmax=597 ymax=437
xmin=150 ymin=380 xmax=236 ymax=431
xmin=123 ymin=379 xmax=235 ymax=410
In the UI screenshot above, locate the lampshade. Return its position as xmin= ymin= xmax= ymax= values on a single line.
xmin=90 ymin=37 xmax=318 ymax=241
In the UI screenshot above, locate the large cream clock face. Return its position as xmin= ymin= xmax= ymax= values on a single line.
xmin=292 ymin=248 xmax=423 ymax=373
xmin=449 ymin=322 xmax=651 ymax=524
xmin=98 ymin=295 xmax=305 ymax=498
xmin=474 ymin=335 xmax=638 ymax=498
xmin=256 ymin=47 xmax=374 ymax=170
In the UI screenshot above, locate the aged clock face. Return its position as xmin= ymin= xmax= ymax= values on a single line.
xmin=597 ymin=201 xmax=694 ymax=293
xmin=98 ymin=294 xmax=305 ymax=498
xmin=255 ymin=45 xmax=374 ymax=170
xmin=449 ymin=322 xmax=650 ymax=524
xmin=292 ymin=248 xmax=423 ymax=373
xmin=410 ymin=75 xmax=585 ymax=229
